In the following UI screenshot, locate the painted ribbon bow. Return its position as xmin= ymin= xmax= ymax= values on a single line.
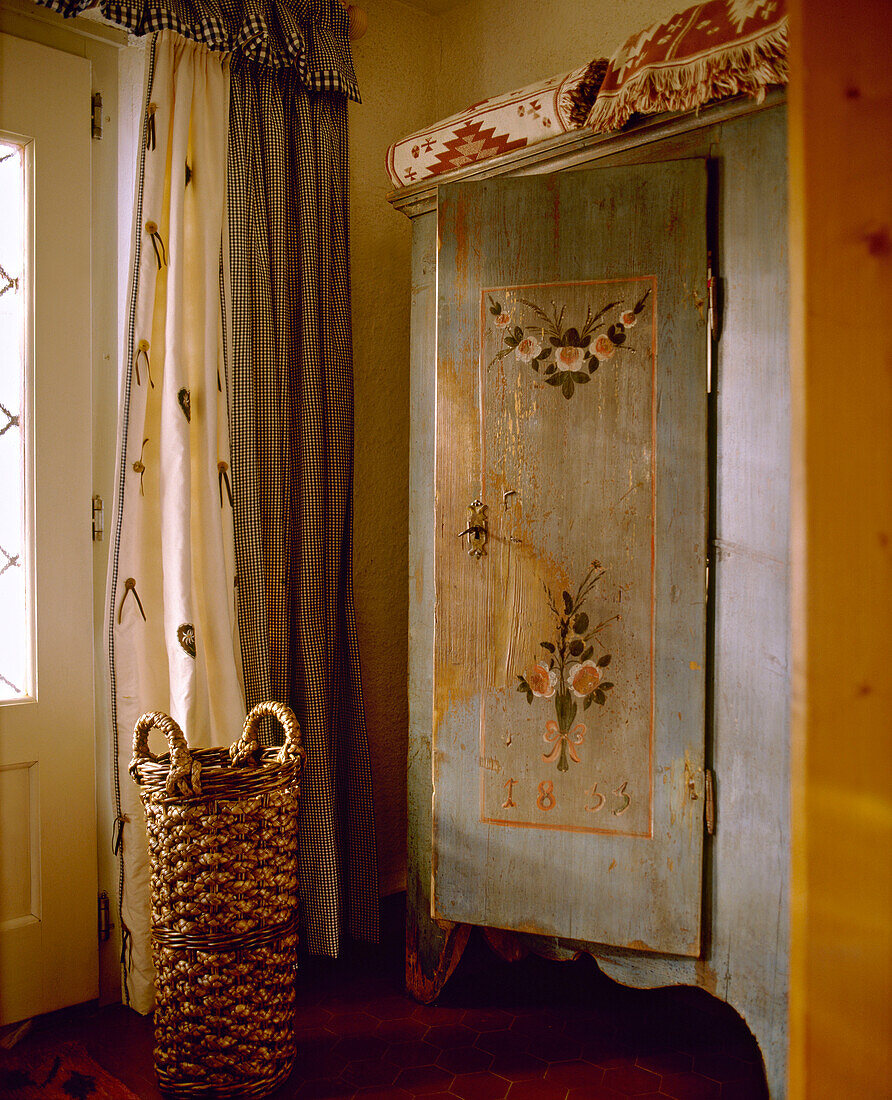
xmin=542 ymin=719 xmax=586 ymax=770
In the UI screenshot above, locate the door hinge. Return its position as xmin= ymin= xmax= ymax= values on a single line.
xmin=706 ymin=253 xmax=715 ymax=393
xmin=705 ymin=768 xmax=716 ymax=835
xmin=706 ymin=251 xmax=723 ymax=393
xmin=98 ymin=890 xmax=114 ymax=942
xmin=91 ymin=92 xmax=103 ymax=140
xmin=92 ymin=494 xmax=104 ymax=542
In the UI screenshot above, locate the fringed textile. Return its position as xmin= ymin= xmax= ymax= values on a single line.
xmin=566 ymin=56 xmax=609 ymax=128
xmin=586 ymin=0 xmax=787 ymax=134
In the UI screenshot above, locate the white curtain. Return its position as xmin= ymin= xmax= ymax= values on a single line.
xmin=108 ymin=32 xmax=244 ymax=1014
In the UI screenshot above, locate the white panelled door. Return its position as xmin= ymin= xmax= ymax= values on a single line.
xmin=0 ymin=33 xmax=97 ymax=1024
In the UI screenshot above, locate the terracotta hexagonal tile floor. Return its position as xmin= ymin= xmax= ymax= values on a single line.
xmin=1 ymin=896 xmax=769 ymax=1099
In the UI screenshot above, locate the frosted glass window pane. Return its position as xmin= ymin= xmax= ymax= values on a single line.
xmin=0 ymin=140 xmax=31 ymax=703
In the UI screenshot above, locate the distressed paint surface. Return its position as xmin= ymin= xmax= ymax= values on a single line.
xmin=432 ymin=164 xmax=708 ymax=954
xmin=542 ymin=109 xmax=791 ymax=1098
xmin=397 ymin=101 xmax=791 ymax=1098
xmin=479 ymin=280 xmax=655 ymax=835
xmin=404 ymin=211 xmax=470 ymax=1001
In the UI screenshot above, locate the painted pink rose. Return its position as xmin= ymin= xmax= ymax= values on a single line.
xmin=527 ymin=662 xmax=558 ymax=699
xmin=593 ymin=334 xmax=615 ymax=361
xmin=620 ymin=310 xmax=637 ymax=327
xmin=566 ymin=660 xmax=602 ymax=698
xmin=495 ymin=312 xmax=511 ymax=328
xmin=515 ymin=335 xmax=542 ymax=363
xmin=556 ymin=345 xmax=584 ymax=372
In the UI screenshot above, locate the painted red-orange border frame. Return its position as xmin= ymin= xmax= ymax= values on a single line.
xmin=476 ymin=276 xmax=657 ymax=840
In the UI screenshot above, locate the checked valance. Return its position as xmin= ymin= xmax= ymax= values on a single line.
xmin=34 ymin=0 xmax=360 ymax=95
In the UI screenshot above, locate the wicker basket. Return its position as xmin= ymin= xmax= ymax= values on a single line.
xmin=129 ymin=701 xmax=305 ymax=1098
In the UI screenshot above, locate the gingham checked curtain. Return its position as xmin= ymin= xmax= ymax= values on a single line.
xmin=39 ymin=0 xmax=379 ymax=998
xmin=36 ymin=0 xmax=360 ymax=94
xmin=226 ymin=51 xmax=379 ymax=954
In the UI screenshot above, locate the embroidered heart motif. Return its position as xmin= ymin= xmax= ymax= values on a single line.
xmin=177 ymin=388 xmax=191 ymax=422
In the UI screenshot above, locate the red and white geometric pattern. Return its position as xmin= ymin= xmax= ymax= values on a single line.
xmin=587 ymin=0 xmax=787 ymax=133
xmin=386 ymin=66 xmax=587 ymax=189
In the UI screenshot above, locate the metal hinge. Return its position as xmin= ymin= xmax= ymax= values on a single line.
xmin=92 ymin=495 xmax=104 ymax=542
xmin=705 ymin=768 xmax=716 ymax=835
xmin=91 ymin=92 xmax=103 ymax=140
xmin=706 ymin=253 xmax=715 ymax=393
xmin=98 ymin=891 xmax=114 ymax=942
xmin=706 ymin=252 xmax=723 ymax=393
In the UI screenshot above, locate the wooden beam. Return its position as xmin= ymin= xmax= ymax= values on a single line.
xmin=788 ymin=1 xmax=892 ymax=1095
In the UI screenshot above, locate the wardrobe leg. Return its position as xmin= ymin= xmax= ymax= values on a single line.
xmin=405 ymin=878 xmax=470 ymax=1004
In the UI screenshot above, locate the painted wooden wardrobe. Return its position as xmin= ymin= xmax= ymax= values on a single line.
xmin=389 ymin=94 xmax=790 ymax=1098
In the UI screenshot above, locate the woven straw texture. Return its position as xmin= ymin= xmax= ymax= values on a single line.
xmin=130 ymin=702 xmax=305 ymax=1098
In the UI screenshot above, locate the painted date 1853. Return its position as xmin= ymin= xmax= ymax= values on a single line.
xmin=497 ymin=777 xmax=633 ymax=816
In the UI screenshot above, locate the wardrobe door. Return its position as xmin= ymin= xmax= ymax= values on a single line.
xmin=433 ymin=163 xmax=708 ymax=954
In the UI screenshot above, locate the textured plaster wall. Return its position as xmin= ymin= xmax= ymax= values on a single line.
xmin=349 ymin=0 xmax=441 ymax=897
xmin=436 ymin=0 xmax=683 ymax=117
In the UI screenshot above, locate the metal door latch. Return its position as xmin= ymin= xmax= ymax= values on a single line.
xmin=98 ymin=890 xmax=114 ymax=941
xmin=457 ymin=499 xmax=488 ymax=558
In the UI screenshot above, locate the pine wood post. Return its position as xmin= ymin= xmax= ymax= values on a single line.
xmin=788 ymin=1 xmax=892 ymax=1095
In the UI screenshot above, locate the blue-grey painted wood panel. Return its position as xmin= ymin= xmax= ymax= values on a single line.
xmin=399 ymin=101 xmax=790 ymax=1097
xmin=432 ymin=163 xmax=708 ymax=953
xmin=571 ymin=108 xmax=791 ymax=1098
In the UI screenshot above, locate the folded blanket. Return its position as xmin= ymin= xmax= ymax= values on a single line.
xmin=385 ymin=58 xmax=606 ymax=189
xmin=586 ymin=0 xmax=787 ymax=133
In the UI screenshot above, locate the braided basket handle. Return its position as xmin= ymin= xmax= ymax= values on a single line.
xmin=130 ymin=711 xmax=202 ymax=797
xmin=229 ymin=701 xmax=305 ymax=771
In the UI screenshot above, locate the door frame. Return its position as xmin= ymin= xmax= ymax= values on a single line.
xmin=0 ymin=31 xmax=95 ymax=1023
xmin=0 ymin=1 xmax=128 ymax=1008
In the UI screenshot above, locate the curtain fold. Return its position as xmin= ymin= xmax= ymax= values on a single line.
xmin=227 ymin=51 xmax=379 ymax=952
xmin=35 ymin=0 xmax=360 ymax=94
xmin=109 ymin=32 xmax=242 ymax=1013
xmin=100 ymin=0 xmax=379 ymax=1006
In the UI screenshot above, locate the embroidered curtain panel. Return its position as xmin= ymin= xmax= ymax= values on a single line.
xmin=111 ymin=32 xmax=244 ymax=1013
xmin=37 ymin=0 xmax=380 ymax=1006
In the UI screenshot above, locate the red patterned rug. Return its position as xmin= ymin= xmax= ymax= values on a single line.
xmin=0 ymin=1041 xmax=139 ymax=1100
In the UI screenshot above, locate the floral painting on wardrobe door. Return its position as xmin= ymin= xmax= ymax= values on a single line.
xmin=516 ymin=561 xmax=616 ymax=774
xmin=479 ymin=277 xmax=655 ymax=838
xmin=486 ymin=285 xmax=651 ymax=400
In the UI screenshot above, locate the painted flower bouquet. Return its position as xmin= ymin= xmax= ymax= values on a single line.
xmin=517 ymin=561 xmax=616 ymax=771
xmin=488 ymin=286 xmax=651 ymax=399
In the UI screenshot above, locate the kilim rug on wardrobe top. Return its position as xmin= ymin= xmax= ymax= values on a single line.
xmin=0 ymin=1040 xmax=140 ymax=1100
